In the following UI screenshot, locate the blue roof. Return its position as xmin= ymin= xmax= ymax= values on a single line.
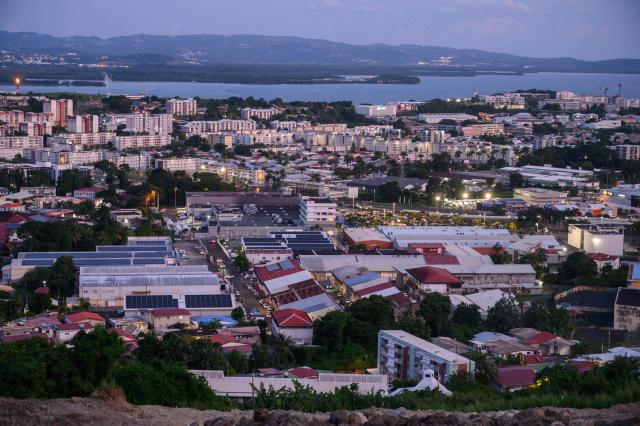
xmin=632 ymin=264 xmax=640 ymax=280
xmin=190 ymin=315 xmax=238 ymax=327
xmin=344 ymin=271 xmax=380 ymax=287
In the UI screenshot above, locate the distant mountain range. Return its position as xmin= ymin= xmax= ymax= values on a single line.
xmin=1 ymin=31 xmax=639 ymax=73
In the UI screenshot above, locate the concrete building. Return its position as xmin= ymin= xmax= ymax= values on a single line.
xmin=614 ymin=288 xmax=640 ymax=331
xmin=378 ymin=330 xmax=475 ymax=383
xmin=461 ymin=123 xmax=504 ymax=137
xmin=180 ymin=119 xmax=256 ymax=134
xmin=600 ymin=185 xmax=640 ymax=213
xmin=114 ymin=135 xmax=172 ymax=150
xmin=271 ymin=308 xmax=314 ymax=346
xmin=612 ymin=145 xmax=640 ymax=161
xmin=125 ymin=113 xmax=172 ymax=135
xmin=514 ymin=188 xmax=568 ymax=206
xmin=148 ymin=308 xmax=192 ymax=329
xmin=48 ymin=132 xmax=116 ymax=148
xmin=355 ymin=104 xmax=397 ymax=118
xmin=166 ymin=98 xmax=197 ymax=116
xmin=0 ymin=136 xmax=44 ymax=149
xmin=417 ymin=113 xmax=476 ymax=124
xmin=18 ymin=122 xmax=52 ymax=136
xmin=343 ymin=227 xmax=393 ymax=250
xmin=405 ymin=266 xmax=464 ymax=295
xmin=66 ymin=115 xmax=99 ymax=133
xmin=299 ymin=197 xmax=337 ymax=228
xmin=155 ymin=157 xmax=198 ymax=174
xmin=240 ymin=107 xmax=281 ymax=120
xmin=498 ymin=165 xmax=597 ymax=189
xmin=43 ymin=99 xmax=73 ymax=127
xmin=567 ymin=223 xmax=624 ymax=256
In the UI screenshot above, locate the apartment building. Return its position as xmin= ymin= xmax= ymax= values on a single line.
xmin=166 ymin=98 xmax=197 ymax=116
xmin=270 ymin=120 xmax=312 ymax=131
xmin=417 ymin=113 xmax=476 ymax=124
xmin=0 ymin=136 xmax=43 ymax=149
xmin=125 ymin=113 xmax=172 ymax=135
xmin=43 ymin=99 xmax=73 ymax=126
xmin=51 ymin=150 xmax=103 ymax=167
xmin=103 ymin=151 xmax=152 ymax=171
xmin=200 ymin=162 xmax=266 ymax=186
xmin=0 ymin=110 xmax=25 ymax=125
xmin=614 ymin=288 xmax=640 ymax=331
xmin=378 ymin=330 xmax=475 ymax=383
xmin=299 ymin=197 xmax=337 ymax=228
xmin=18 ymin=122 xmax=52 ymax=136
xmin=180 ymin=119 xmax=256 ymax=134
xmin=48 ymin=132 xmax=116 ymax=148
xmin=114 ymin=135 xmax=172 ymax=150
xmin=461 ymin=124 xmax=505 ymax=137
xmin=154 ymin=157 xmax=198 ymax=174
xmin=613 ymin=144 xmax=640 ymax=160
xmin=240 ymin=107 xmax=282 ymax=120
xmin=66 ymin=115 xmax=99 ymax=133
xmin=482 ymin=94 xmax=525 ymax=109
xmin=24 ymin=112 xmax=54 ymax=123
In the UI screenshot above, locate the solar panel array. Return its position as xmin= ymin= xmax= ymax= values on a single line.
xmin=20 ymin=249 xmax=172 ymax=267
xmin=126 ymin=295 xmax=178 ymax=309
xmin=243 ymin=231 xmax=335 ymax=253
xmin=185 ymin=294 xmax=233 ymax=309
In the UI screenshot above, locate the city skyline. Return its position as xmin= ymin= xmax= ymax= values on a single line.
xmin=1 ymin=0 xmax=639 ymax=61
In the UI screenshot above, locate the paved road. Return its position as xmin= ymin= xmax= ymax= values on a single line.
xmin=200 ymin=237 xmax=263 ymax=315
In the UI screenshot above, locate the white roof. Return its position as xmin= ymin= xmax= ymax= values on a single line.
xmin=449 ymin=289 xmax=509 ymax=314
xmin=439 ymin=263 xmax=536 ymax=275
xmin=300 ymin=254 xmax=427 ymax=273
xmin=79 ymin=265 xmax=219 ymax=288
xmin=192 ymin=370 xmax=388 ymax=398
xmin=264 ymin=270 xmax=314 ymax=294
xmin=343 ymin=227 xmax=391 ymax=243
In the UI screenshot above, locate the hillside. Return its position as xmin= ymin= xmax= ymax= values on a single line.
xmin=1 ymin=390 xmax=639 ymax=426
xmin=1 ymin=31 xmax=640 ymax=73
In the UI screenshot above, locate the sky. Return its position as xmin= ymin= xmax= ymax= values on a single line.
xmin=1 ymin=0 xmax=639 ymax=60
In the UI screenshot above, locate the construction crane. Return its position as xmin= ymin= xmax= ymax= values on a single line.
xmin=617 ymin=82 xmax=624 ymax=97
xmin=599 ymin=86 xmax=609 ymax=98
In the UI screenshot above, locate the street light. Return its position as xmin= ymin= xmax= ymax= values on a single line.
xmin=462 ymin=193 xmax=469 ymax=199
xmin=484 ymin=193 xmax=492 ymax=200
xmin=435 ymin=195 xmax=441 ymax=202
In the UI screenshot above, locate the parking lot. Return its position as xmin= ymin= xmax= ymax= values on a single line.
xmin=173 ymin=240 xmax=208 ymax=266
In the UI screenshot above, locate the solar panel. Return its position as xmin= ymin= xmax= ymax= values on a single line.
xmin=126 ymin=295 xmax=178 ymax=309
xmin=265 ymin=264 xmax=280 ymax=272
xmin=184 ymin=294 xmax=233 ymax=309
xmin=132 ymin=258 xmax=166 ymax=265
xmin=280 ymin=260 xmax=294 ymax=270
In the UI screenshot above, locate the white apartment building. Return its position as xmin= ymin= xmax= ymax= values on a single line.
xmin=115 ymin=135 xmax=172 ymax=151
xmin=51 ymin=150 xmax=103 ymax=167
xmin=43 ymin=99 xmax=73 ymax=126
xmin=355 ymin=104 xmax=397 ymax=118
xmin=482 ymin=94 xmax=526 ymax=109
xmin=299 ymin=197 xmax=337 ymax=228
xmin=0 ymin=136 xmax=43 ymax=149
xmin=154 ymin=157 xmax=198 ymax=174
xmin=199 ymin=162 xmax=266 ymax=186
xmin=103 ymin=151 xmax=152 ymax=171
xmin=66 ymin=115 xmax=99 ymax=133
xmin=0 ymin=149 xmax=24 ymax=161
xmin=0 ymin=110 xmax=25 ymax=125
xmin=180 ymin=119 xmax=257 ymax=134
xmin=426 ymin=129 xmax=446 ymax=144
xmin=166 ymin=98 xmax=197 ymax=116
xmin=271 ymin=120 xmax=312 ymax=131
xmin=240 ymin=107 xmax=282 ymax=120
xmin=461 ymin=124 xmax=505 ymax=137
xmin=235 ymin=130 xmax=295 ymax=145
xmin=125 ymin=113 xmax=172 ymax=135
xmin=498 ymin=165 xmax=597 ymax=189
xmin=24 ymin=112 xmax=54 ymax=123
xmin=378 ymin=330 xmax=475 ymax=383
xmin=48 ymin=132 xmax=116 ymax=147
xmin=417 ymin=113 xmax=476 ymax=124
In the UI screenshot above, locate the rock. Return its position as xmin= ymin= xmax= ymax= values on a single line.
xmin=254 ymin=408 xmax=270 ymax=423
xmin=330 ymin=410 xmax=351 ymax=425
xmin=203 ymin=418 xmax=235 ymax=426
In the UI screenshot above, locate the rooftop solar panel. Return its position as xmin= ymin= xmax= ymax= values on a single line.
xmin=280 ymin=260 xmax=294 ymax=270
xmin=125 ymin=295 xmax=178 ymax=309
xmin=133 ymin=258 xmax=166 ymax=265
xmin=265 ymin=264 xmax=280 ymax=272
xmin=184 ymin=294 xmax=233 ymax=309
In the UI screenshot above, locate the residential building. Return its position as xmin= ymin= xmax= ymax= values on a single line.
xmin=417 ymin=113 xmax=476 ymax=124
xmin=54 ymin=322 xmax=93 ymax=344
xmin=355 ymin=104 xmax=397 ymax=118
xmin=612 ymin=144 xmax=640 ymax=160
xmin=0 ymin=136 xmax=43 ymax=149
xmin=166 ymin=98 xmax=197 ymax=116
xmin=378 ymin=330 xmax=475 ymax=383
xmin=154 ymin=157 xmax=198 ymax=174
xmin=180 ymin=119 xmax=256 ymax=134
xmin=588 ymin=253 xmax=620 ymax=271
xmin=48 ymin=132 xmax=116 ymax=147
xmin=66 ymin=115 xmax=99 ymax=133
xmin=240 ymin=107 xmax=282 ymax=120
xmin=125 ymin=113 xmax=172 ymax=135
xmin=244 ymin=247 xmax=294 ymax=266
xmin=18 ymin=121 xmax=52 ymax=136
xmin=43 ymin=99 xmax=73 ymax=127
xmin=614 ymin=288 xmax=640 ymax=331
xmin=513 ymin=188 xmax=568 ymax=206
xmin=299 ymin=197 xmax=337 ymax=228
xmin=65 ymin=311 xmax=105 ymax=327
xmin=148 ymin=308 xmax=192 ymax=329
xmin=271 ymin=308 xmax=314 ymax=346
xmin=567 ymin=223 xmax=624 ymax=256
xmin=493 ymin=366 xmax=536 ymax=392
xmin=405 ymin=266 xmax=464 ymax=296
xmin=461 ymin=123 xmax=504 ymax=137
xmin=343 ymin=227 xmax=393 ymax=250
xmin=114 ymin=134 xmax=172 ymax=150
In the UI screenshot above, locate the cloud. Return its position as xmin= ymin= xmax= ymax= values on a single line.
xmin=309 ymin=0 xmax=386 ymax=12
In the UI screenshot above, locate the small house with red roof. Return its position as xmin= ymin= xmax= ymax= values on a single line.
xmin=148 ymin=308 xmax=191 ymax=329
xmin=271 ymin=308 xmax=314 ymax=346
xmin=65 ymin=311 xmax=105 ymax=327
xmin=493 ymin=365 xmax=536 ymax=392
xmin=406 ymin=265 xmax=463 ymax=297
xmin=588 ymin=252 xmax=620 ymax=271
xmin=510 ymin=327 xmax=578 ymax=356
xmin=207 ymin=335 xmax=253 ymax=355
xmin=286 ymin=366 xmax=319 ymax=379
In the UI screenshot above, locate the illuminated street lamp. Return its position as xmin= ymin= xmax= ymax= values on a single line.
xmin=484 ymin=193 xmax=492 ymax=200
xmin=14 ymin=76 xmax=21 ymax=93
xmin=435 ymin=195 xmax=441 ymax=202
xmin=462 ymin=192 xmax=469 ymax=199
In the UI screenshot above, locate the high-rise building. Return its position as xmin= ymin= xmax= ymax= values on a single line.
xmin=66 ymin=115 xmax=100 ymax=133
xmin=166 ymin=98 xmax=197 ymax=116
xmin=43 ymin=99 xmax=74 ymax=127
xmin=125 ymin=113 xmax=172 ymax=135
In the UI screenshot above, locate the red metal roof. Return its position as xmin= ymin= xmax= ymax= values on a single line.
xmin=254 ymin=259 xmax=304 ymax=282
xmin=150 ymin=308 xmax=191 ymax=317
xmin=473 ymin=247 xmax=505 ymax=255
xmin=356 ymin=281 xmax=395 ymax=297
xmin=56 ymin=322 xmax=94 ymax=331
xmin=495 ymin=366 xmax=536 ymax=388
xmin=271 ymin=308 xmax=313 ymax=328
xmin=287 ymin=367 xmax=318 ymax=379
xmin=66 ymin=311 xmax=104 ymax=323
xmin=588 ymin=252 xmax=619 ymax=261
xmin=406 ymin=266 xmax=463 ymax=284
xmin=522 ymin=331 xmax=559 ymax=345
xmin=423 ymin=253 xmax=460 ymax=265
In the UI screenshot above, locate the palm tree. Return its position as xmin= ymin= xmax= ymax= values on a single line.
xmin=268 ymin=334 xmax=295 ymax=367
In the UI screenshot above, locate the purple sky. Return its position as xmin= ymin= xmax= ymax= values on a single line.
xmin=1 ymin=0 xmax=639 ymax=60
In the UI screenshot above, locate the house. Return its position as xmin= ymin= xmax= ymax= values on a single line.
xmin=207 ymin=335 xmax=253 ymax=355
xmin=493 ymin=366 xmax=536 ymax=392
xmin=216 ymin=326 xmax=261 ymax=345
xmin=108 ymin=315 xmax=148 ymax=335
xmin=510 ymin=328 xmax=577 ymax=356
xmin=405 ymin=265 xmax=463 ymax=296
xmin=588 ymin=253 xmax=620 ymax=271
xmin=65 ymin=311 xmax=105 ymax=327
xmin=148 ymin=308 xmax=191 ymax=329
xmin=72 ymin=187 xmax=105 ymax=200
xmin=271 ymin=308 xmax=314 ymax=346
xmin=55 ymin=322 xmax=94 ymax=344
xmin=286 ymin=366 xmax=319 ymax=379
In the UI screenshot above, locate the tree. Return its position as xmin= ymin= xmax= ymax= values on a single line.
xmin=451 ymin=303 xmax=482 ymax=330
xmin=233 ymin=144 xmax=251 ymax=156
xmin=267 ymin=334 xmax=295 ymax=367
xmin=28 ymin=293 xmax=52 ymax=314
xmin=489 ymin=244 xmax=512 ymax=265
xmin=522 ymin=302 xmax=551 ymax=331
xmin=509 ymin=172 xmax=526 ymax=188
xmin=417 ymin=293 xmax=451 ymax=337
xmin=395 ymin=313 xmax=430 ymax=339
xmin=70 ymin=327 xmax=125 ymax=386
xmin=234 ymin=251 xmax=250 ymax=272
xmin=231 ymin=306 xmax=245 ymax=322
xmin=558 ymin=252 xmax=598 ymax=282
xmin=486 ymin=298 xmax=521 ymax=333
